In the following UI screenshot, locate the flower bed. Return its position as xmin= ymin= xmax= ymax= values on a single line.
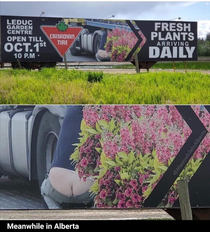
xmin=105 ymin=28 xmax=146 ymax=61
xmin=70 ymin=105 xmax=210 ymax=208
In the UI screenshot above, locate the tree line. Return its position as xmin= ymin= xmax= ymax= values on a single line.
xmin=198 ymin=32 xmax=210 ymax=56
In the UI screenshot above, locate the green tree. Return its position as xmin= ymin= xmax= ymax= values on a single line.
xmin=197 ymin=38 xmax=210 ymax=56
xmin=206 ymin=32 xmax=210 ymax=41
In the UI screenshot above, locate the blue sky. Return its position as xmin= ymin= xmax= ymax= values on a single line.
xmin=0 ymin=1 xmax=210 ymax=38
xmin=172 ymin=2 xmax=210 ymax=21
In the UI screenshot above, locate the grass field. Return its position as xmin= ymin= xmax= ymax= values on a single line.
xmin=152 ymin=61 xmax=210 ymax=70
xmin=0 ymin=68 xmax=210 ymax=104
xmin=116 ymin=61 xmax=210 ymax=70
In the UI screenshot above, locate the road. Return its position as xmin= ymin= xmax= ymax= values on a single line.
xmin=0 ymin=176 xmax=44 ymax=210
xmin=0 ymin=176 xmax=173 ymax=220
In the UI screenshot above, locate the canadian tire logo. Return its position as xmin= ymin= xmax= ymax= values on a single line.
xmin=41 ymin=21 xmax=82 ymax=57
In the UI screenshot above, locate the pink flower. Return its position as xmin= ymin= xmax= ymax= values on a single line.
xmin=126 ymin=200 xmax=134 ymax=208
xmin=114 ymin=166 xmax=121 ymax=172
xmin=81 ymin=158 xmax=88 ymax=167
xmin=84 ymin=147 xmax=91 ymax=153
xmin=118 ymin=200 xmax=126 ymax=208
xmin=125 ymin=187 xmax=132 ymax=197
xmin=131 ymin=193 xmax=139 ymax=203
xmin=139 ymin=176 xmax=144 ymax=185
xmin=117 ymin=193 xmax=126 ymax=201
xmin=104 ymin=179 xmax=111 ymax=186
xmin=142 ymin=186 xmax=148 ymax=193
xmin=130 ymin=179 xmax=138 ymax=188
xmin=95 ymin=134 xmax=101 ymax=139
xmin=100 ymin=190 xmax=107 ymax=199
xmin=168 ymin=197 xmax=177 ymax=205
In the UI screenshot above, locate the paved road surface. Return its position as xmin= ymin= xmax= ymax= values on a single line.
xmin=0 ymin=177 xmax=44 ymax=209
xmin=0 ymin=176 xmax=173 ymax=220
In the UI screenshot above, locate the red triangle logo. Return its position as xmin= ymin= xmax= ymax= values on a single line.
xmin=41 ymin=26 xmax=82 ymax=57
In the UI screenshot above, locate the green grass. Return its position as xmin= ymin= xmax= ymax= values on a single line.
xmin=115 ymin=61 xmax=210 ymax=70
xmin=0 ymin=68 xmax=210 ymax=104
xmin=152 ymin=61 xmax=210 ymax=70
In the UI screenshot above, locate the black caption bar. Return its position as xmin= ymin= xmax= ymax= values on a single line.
xmin=1 ymin=220 xmax=159 ymax=230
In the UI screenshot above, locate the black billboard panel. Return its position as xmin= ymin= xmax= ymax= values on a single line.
xmin=133 ymin=20 xmax=198 ymax=61
xmin=0 ymin=17 xmax=198 ymax=63
xmin=1 ymin=16 xmax=63 ymax=62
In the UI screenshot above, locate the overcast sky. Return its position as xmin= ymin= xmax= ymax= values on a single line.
xmin=0 ymin=1 xmax=210 ymax=38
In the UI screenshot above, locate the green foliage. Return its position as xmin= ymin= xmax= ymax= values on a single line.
xmin=87 ymin=71 xmax=103 ymax=83
xmin=198 ymin=39 xmax=210 ymax=56
xmin=206 ymin=33 xmax=210 ymax=41
xmin=152 ymin=61 xmax=210 ymax=70
xmin=116 ymin=61 xmax=210 ymax=70
xmin=1 ymin=69 xmax=210 ymax=104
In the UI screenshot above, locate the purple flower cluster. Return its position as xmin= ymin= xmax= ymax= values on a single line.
xmin=83 ymin=105 xmax=142 ymax=127
xmin=95 ymin=168 xmax=151 ymax=208
xmin=72 ymin=105 xmax=210 ymax=208
xmin=75 ymin=134 xmax=101 ymax=180
xmin=105 ymin=27 xmax=146 ymax=61
xmin=83 ymin=105 xmax=192 ymax=165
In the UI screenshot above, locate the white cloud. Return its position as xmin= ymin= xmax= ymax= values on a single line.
xmin=0 ymin=1 xmax=209 ymax=39
xmin=0 ymin=1 xmax=184 ymax=19
xmin=198 ymin=20 xmax=210 ymax=39
xmin=181 ymin=1 xmax=197 ymax=7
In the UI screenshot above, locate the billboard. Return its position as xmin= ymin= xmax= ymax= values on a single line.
xmin=132 ymin=20 xmax=197 ymax=61
xmin=1 ymin=105 xmax=210 ymax=210
xmin=0 ymin=16 xmax=197 ymax=63
xmin=1 ymin=16 xmax=63 ymax=62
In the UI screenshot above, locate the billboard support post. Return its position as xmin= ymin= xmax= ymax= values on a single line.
xmin=177 ymin=178 xmax=193 ymax=220
xmin=173 ymin=61 xmax=176 ymax=72
xmin=134 ymin=53 xmax=140 ymax=73
xmin=185 ymin=61 xmax=187 ymax=73
xmin=17 ymin=59 xmax=22 ymax=69
xmin=146 ymin=62 xmax=150 ymax=72
xmin=63 ymin=54 xmax=68 ymax=70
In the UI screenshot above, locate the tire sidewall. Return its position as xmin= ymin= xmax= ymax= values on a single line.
xmin=36 ymin=111 xmax=60 ymax=187
xmin=93 ymin=34 xmax=102 ymax=55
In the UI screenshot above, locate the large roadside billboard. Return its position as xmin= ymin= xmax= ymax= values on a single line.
xmin=1 ymin=105 xmax=210 ymax=210
xmin=0 ymin=16 xmax=197 ymax=63
xmin=130 ymin=20 xmax=197 ymax=61
xmin=0 ymin=16 xmax=63 ymax=62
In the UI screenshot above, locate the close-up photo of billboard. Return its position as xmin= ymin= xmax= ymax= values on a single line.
xmin=0 ymin=0 xmax=210 ymax=222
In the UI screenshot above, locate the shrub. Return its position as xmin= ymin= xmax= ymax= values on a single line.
xmin=87 ymin=71 xmax=103 ymax=83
